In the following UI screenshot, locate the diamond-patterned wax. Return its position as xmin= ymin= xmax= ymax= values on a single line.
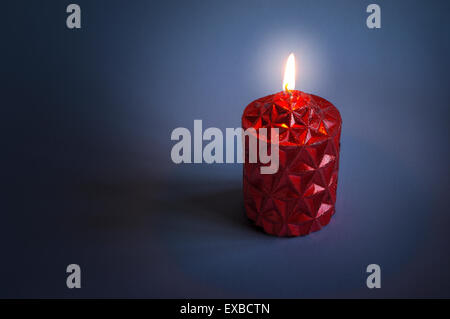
xmin=242 ymin=90 xmax=342 ymax=237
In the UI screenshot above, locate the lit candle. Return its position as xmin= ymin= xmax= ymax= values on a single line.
xmin=242 ymin=54 xmax=342 ymax=237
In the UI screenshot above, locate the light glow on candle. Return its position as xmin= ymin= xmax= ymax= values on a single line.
xmin=283 ymin=53 xmax=296 ymax=91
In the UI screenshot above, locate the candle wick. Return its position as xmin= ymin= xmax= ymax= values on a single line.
xmin=284 ymin=84 xmax=292 ymax=97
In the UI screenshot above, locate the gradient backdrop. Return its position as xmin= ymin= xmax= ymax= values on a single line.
xmin=2 ymin=0 xmax=450 ymax=298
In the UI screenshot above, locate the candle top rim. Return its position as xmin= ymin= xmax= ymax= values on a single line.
xmin=242 ymin=90 xmax=341 ymax=147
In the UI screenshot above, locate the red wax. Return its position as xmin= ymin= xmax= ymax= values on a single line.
xmin=242 ymin=90 xmax=342 ymax=237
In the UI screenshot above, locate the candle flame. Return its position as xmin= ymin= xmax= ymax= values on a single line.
xmin=283 ymin=53 xmax=296 ymax=91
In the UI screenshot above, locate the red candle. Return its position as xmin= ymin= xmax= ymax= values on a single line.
xmin=242 ymin=54 xmax=342 ymax=237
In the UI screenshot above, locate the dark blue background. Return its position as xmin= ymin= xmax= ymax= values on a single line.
xmin=2 ymin=0 xmax=449 ymax=298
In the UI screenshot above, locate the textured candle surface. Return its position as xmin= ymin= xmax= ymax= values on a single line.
xmin=242 ymin=90 xmax=342 ymax=237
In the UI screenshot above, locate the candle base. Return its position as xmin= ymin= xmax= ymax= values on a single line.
xmin=243 ymin=142 xmax=338 ymax=237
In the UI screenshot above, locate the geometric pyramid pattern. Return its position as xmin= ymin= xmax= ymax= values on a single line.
xmin=242 ymin=90 xmax=342 ymax=236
